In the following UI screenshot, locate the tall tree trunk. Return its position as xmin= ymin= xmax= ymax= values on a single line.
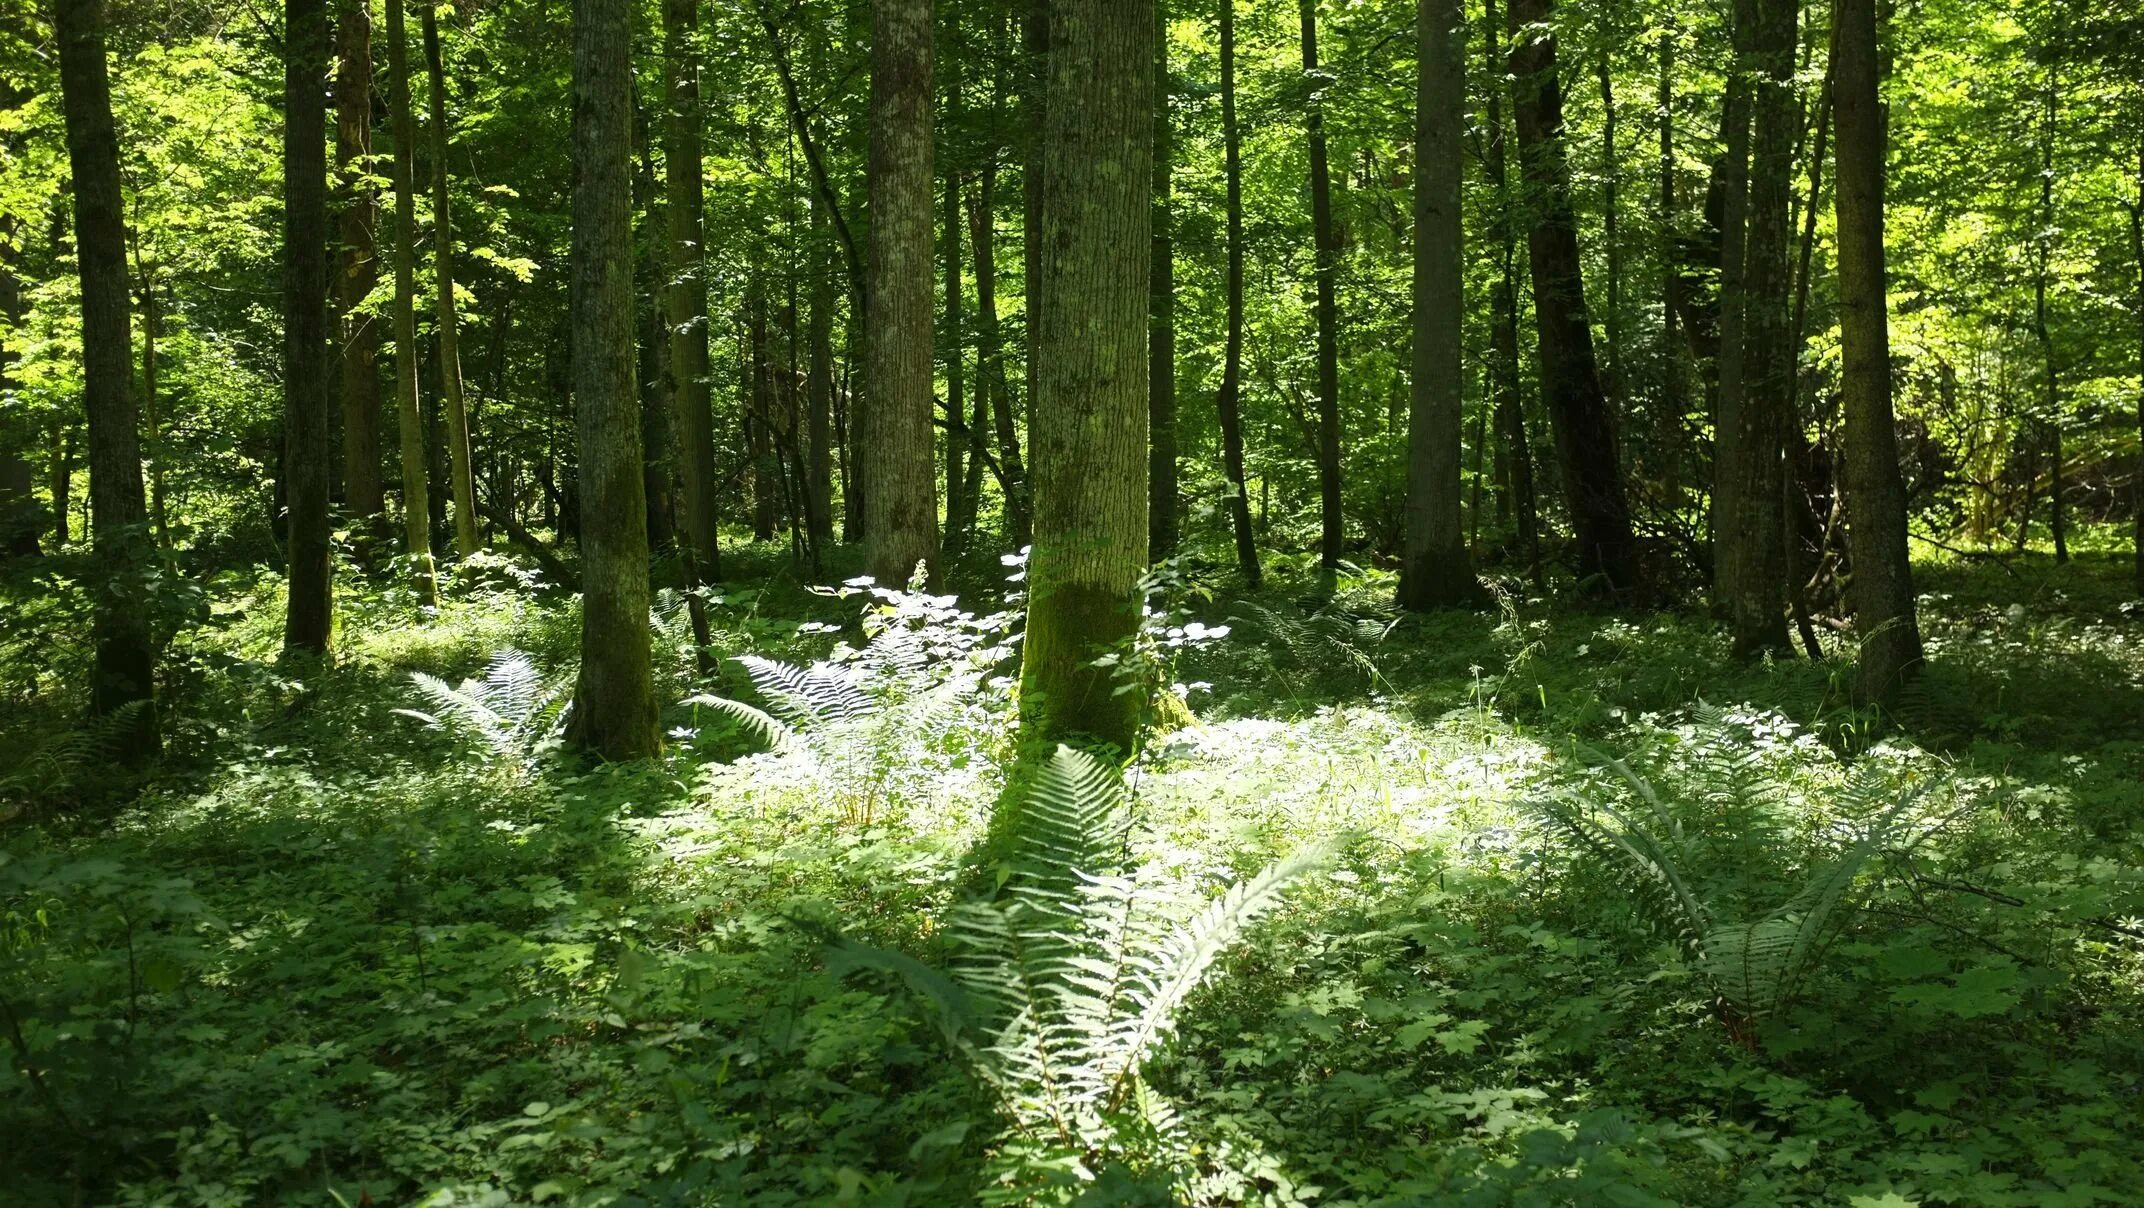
xmin=337 ymin=0 xmax=385 ymax=535
xmin=1217 ymin=0 xmax=1261 ymax=586
xmin=971 ymin=166 xmax=1028 ymax=543
xmin=2130 ymin=123 xmax=2142 ymax=596
xmin=806 ymin=184 xmax=837 ymax=552
xmin=1300 ymin=0 xmax=1343 ymax=580
xmin=1832 ymin=0 xmax=1921 ymax=704
xmin=863 ymin=0 xmax=940 ymax=586
xmin=750 ymin=286 xmax=779 ymax=541
xmin=1657 ymin=21 xmax=1684 ymax=507
xmin=385 ymin=0 xmax=437 ymax=600
xmin=1018 ymin=0 xmax=1152 ymax=756
xmin=422 ymin=2 xmax=478 ymax=557
xmin=0 ymin=210 xmax=40 ymax=556
xmin=1711 ymin=0 xmax=1754 ymax=582
xmin=1719 ymin=0 xmax=1794 ymax=654
xmin=1398 ymin=0 xmax=1481 ymax=609
xmin=664 ymin=0 xmax=722 ymax=581
xmin=942 ymin=36 xmax=970 ymax=558
xmin=1596 ymin=45 xmax=1621 ymax=397
xmin=285 ymin=0 xmax=335 ymax=654
xmin=1506 ymin=0 xmax=1638 ymax=599
xmin=1483 ymin=0 xmax=1538 ymax=583
xmin=55 ymin=0 xmax=157 ymax=747
xmin=136 ymin=267 xmax=168 ymax=546
xmin=564 ymin=0 xmax=658 ymax=760
xmin=50 ymin=420 xmax=73 ymax=547
xmin=1022 ymin=0 xmax=1047 ymax=448
xmin=1147 ymin=0 xmax=1177 ymax=563
xmin=2034 ymin=69 xmax=2066 ymax=565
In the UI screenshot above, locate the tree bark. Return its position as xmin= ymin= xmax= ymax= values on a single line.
xmin=422 ymin=2 xmax=478 ymax=558
xmin=749 ymin=285 xmax=779 ymax=541
xmin=1832 ymin=0 xmax=1921 ymax=704
xmin=1483 ymin=0 xmax=1538 ymax=584
xmin=862 ymin=0 xmax=940 ymax=586
xmin=1596 ymin=45 xmax=1621 ymax=396
xmin=1711 ymin=0 xmax=1754 ymax=584
xmin=0 ymin=211 xmax=39 ymax=557
xmin=564 ymin=0 xmax=659 ymax=760
xmin=1019 ymin=0 xmax=1152 ymax=755
xmin=806 ymin=183 xmax=837 ymax=552
xmin=1656 ymin=21 xmax=1684 ymax=508
xmin=1148 ymin=0 xmax=1177 ymax=563
xmin=1398 ymin=0 xmax=1481 ymax=609
xmin=1719 ymin=0 xmax=1794 ymax=654
xmin=1022 ymin=0 xmax=1047 ymax=451
xmin=1217 ymin=0 xmax=1260 ymax=586
xmin=55 ymin=0 xmax=158 ymax=747
xmin=2033 ymin=70 xmax=2066 ymax=565
xmin=664 ymin=0 xmax=722 ymax=580
xmin=2130 ymin=123 xmax=2142 ymax=595
xmin=337 ymin=0 xmax=385 ymax=536
xmin=943 ymin=38 xmax=970 ymax=558
xmin=1300 ymin=0 xmax=1343 ymax=580
xmin=385 ymin=0 xmax=437 ymax=600
xmin=285 ymin=0 xmax=336 ymax=654
xmin=1506 ymin=0 xmax=1638 ymax=599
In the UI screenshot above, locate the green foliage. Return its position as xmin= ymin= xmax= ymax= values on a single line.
xmin=396 ymin=648 xmax=568 ymax=770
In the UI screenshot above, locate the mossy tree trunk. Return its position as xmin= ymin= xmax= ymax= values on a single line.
xmin=1832 ymin=0 xmax=1921 ymax=704
xmin=863 ymin=0 xmax=940 ymax=586
xmin=1397 ymin=0 xmax=1482 ymax=610
xmin=1018 ymin=0 xmax=1152 ymax=756
xmin=55 ymin=0 xmax=158 ymax=751
xmin=284 ymin=0 xmax=336 ymax=655
xmin=564 ymin=0 xmax=658 ymax=761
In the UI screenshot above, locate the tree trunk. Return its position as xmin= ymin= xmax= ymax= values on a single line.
xmin=2034 ymin=72 xmax=2067 ymax=566
xmin=1711 ymin=0 xmax=1753 ymax=584
xmin=422 ymin=2 xmax=478 ymax=558
xmin=0 ymin=210 xmax=40 ymax=556
xmin=285 ymin=0 xmax=335 ymax=654
xmin=750 ymin=286 xmax=779 ymax=541
xmin=1656 ymin=21 xmax=1684 ymax=507
xmin=1398 ymin=0 xmax=1481 ymax=609
xmin=1148 ymin=0 xmax=1177 ymax=563
xmin=55 ymin=0 xmax=158 ymax=748
xmin=971 ymin=166 xmax=1028 ymax=546
xmin=1506 ymin=0 xmax=1638 ymax=599
xmin=807 ymin=184 xmax=837 ymax=553
xmin=1300 ymin=0 xmax=1343 ymax=580
xmin=385 ymin=0 xmax=437 ymax=600
xmin=136 ymin=267 xmax=168 ymax=547
xmin=943 ymin=44 xmax=970 ymax=559
xmin=1483 ymin=0 xmax=1538 ymax=583
xmin=1719 ymin=0 xmax=1794 ymax=655
xmin=663 ymin=0 xmax=722 ymax=581
xmin=337 ymin=0 xmax=385 ymax=535
xmin=863 ymin=0 xmax=940 ymax=586
xmin=564 ymin=0 xmax=658 ymax=760
xmin=1022 ymin=0 xmax=1047 ymax=448
xmin=1832 ymin=0 xmax=1921 ymax=704
xmin=2130 ymin=124 xmax=2142 ymax=595
xmin=1596 ymin=45 xmax=1621 ymax=397
xmin=1217 ymin=0 xmax=1261 ymax=586
xmin=1018 ymin=0 xmax=1152 ymax=755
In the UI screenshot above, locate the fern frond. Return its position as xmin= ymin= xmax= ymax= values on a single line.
xmin=680 ymin=693 xmax=800 ymax=754
xmin=733 ymin=654 xmax=877 ymax=727
xmin=1522 ymin=794 xmax=1713 ymax=953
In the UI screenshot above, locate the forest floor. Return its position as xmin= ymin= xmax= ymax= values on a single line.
xmin=4 ymin=537 xmax=2143 ymax=1206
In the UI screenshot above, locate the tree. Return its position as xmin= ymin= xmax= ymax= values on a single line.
xmin=1397 ymin=0 xmax=1480 ymax=610
xmin=1832 ymin=0 xmax=1922 ymax=703
xmin=284 ymin=0 xmax=335 ymax=654
xmin=1480 ymin=0 xmax=1537 ymax=584
xmin=663 ymin=0 xmax=721 ymax=580
xmin=1299 ymin=0 xmax=1342 ymax=581
xmin=385 ymin=0 xmax=437 ymax=600
xmin=1018 ymin=0 xmax=1152 ymax=755
xmin=54 ymin=0 xmax=157 ymax=749
xmin=1148 ymin=0 xmax=1176 ymax=563
xmin=806 ymin=183 xmax=837 ymax=554
xmin=1 ymin=73 xmax=38 ymax=557
xmin=421 ymin=0 xmax=478 ymax=558
xmin=1215 ymin=0 xmax=1260 ymax=587
xmin=336 ymin=0 xmax=385 ymax=535
xmin=563 ymin=0 xmax=659 ymax=760
xmin=862 ymin=0 xmax=940 ymax=585
xmin=1506 ymin=0 xmax=1638 ymax=600
xmin=1717 ymin=0 xmax=1795 ymax=655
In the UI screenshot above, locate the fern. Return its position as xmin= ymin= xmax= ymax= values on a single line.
xmin=826 ymin=746 xmax=1330 ymax=1196
xmin=395 ymin=649 xmax=565 ymax=768
xmin=1230 ymin=597 xmax=1394 ymax=686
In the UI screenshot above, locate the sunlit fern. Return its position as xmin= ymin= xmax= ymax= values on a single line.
xmin=823 ymin=746 xmax=1329 ymax=1198
xmin=1229 ymin=597 xmax=1396 ymax=687
xmin=395 ymin=649 xmax=566 ymax=768
xmin=0 ymin=700 xmax=154 ymax=818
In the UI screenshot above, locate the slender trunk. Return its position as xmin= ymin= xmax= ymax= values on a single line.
xmin=336 ymin=0 xmax=385 ymax=535
xmin=385 ymin=0 xmax=437 ymax=599
xmin=1017 ymin=0 xmax=1152 ymax=757
xmin=1507 ymin=0 xmax=1638 ymax=599
xmin=1720 ymin=0 xmax=1795 ymax=654
xmin=750 ymin=286 xmax=778 ymax=541
xmin=422 ymin=2 xmax=477 ymax=557
xmin=0 ymin=208 xmax=39 ymax=556
xmin=1832 ymin=0 xmax=1921 ymax=703
xmin=863 ymin=0 xmax=940 ymax=585
xmin=55 ymin=0 xmax=157 ymax=746
xmin=1300 ymin=0 xmax=1343 ymax=579
xmin=1217 ymin=0 xmax=1260 ymax=586
xmin=1147 ymin=0 xmax=1177 ymax=562
xmin=1022 ymin=0 xmax=1047 ymax=449
xmin=806 ymin=178 xmax=837 ymax=553
xmin=1398 ymin=0 xmax=1481 ymax=609
xmin=664 ymin=0 xmax=722 ymax=581
xmin=50 ymin=421 xmax=73 ymax=547
xmin=1712 ymin=0 xmax=1754 ymax=584
xmin=1484 ymin=0 xmax=1537 ymax=583
xmin=2034 ymin=70 xmax=2066 ymax=565
xmin=135 ymin=267 xmax=168 ymax=547
xmin=564 ymin=0 xmax=658 ymax=760
xmin=970 ymin=166 xmax=1027 ymax=548
xmin=285 ymin=0 xmax=335 ymax=654
xmin=1597 ymin=45 xmax=1620 ymax=397
xmin=943 ymin=38 xmax=970 ymax=557
xmin=1657 ymin=22 xmax=1684 ymax=506
xmin=2130 ymin=124 xmax=2142 ymax=595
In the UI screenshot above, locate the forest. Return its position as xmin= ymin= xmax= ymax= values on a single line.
xmin=3 ymin=0 xmax=2144 ymax=1198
